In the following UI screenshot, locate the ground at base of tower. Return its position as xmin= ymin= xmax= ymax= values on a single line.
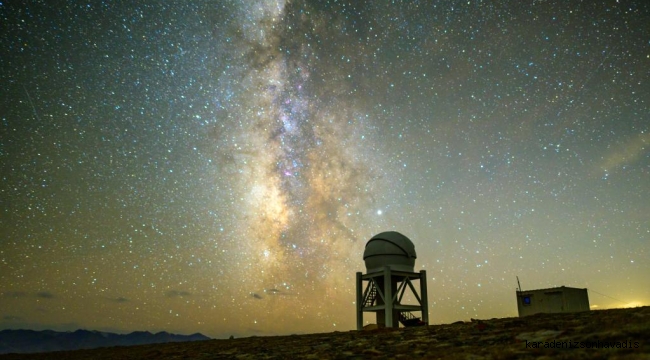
xmin=2 ymin=306 xmax=649 ymax=359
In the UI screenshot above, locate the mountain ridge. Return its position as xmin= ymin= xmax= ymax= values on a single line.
xmin=0 ymin=328 xmax=210 ymax=354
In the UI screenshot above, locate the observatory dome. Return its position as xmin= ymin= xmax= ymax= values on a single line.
xmin=363 ymin=231 xmax=416 ymax=273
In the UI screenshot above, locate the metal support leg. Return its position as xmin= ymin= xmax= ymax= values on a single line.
xmin=420 ymin=270 xmax=429 ymax=325
xmin=384 ymin=266 xmax=393 ymax=327
xmin=356 ymin=272 xmax=363 ymax=330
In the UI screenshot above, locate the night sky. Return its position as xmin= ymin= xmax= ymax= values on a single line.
xmin=1 ymin=1 xmax=649 ymax=339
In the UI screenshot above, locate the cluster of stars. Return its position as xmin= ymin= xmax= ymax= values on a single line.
xmin=0 ymin=0 xmax=648 ymax=338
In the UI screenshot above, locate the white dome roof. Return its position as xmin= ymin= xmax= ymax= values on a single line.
xmin=363 ymin=231 xmax=416 ymax=273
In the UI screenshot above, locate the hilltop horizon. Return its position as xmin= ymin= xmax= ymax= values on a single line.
xmin=2 ymin=307 xmax=648 ymax=359
xmin=3 ymin=303 xmax=646 ymax=340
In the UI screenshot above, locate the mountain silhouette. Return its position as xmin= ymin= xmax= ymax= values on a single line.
xmin=0 ymin=329 xmax=210 ymax=354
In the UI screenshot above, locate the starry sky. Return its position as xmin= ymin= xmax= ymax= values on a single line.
xmin=1 ymin=0 xmax=649 ymax=339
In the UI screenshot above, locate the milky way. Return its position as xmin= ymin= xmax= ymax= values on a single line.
xmin=1 ymin=1 xmax=649 ymax=338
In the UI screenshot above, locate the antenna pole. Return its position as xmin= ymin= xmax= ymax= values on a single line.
xmin=516 ymin=276 xmax=522 ymax=293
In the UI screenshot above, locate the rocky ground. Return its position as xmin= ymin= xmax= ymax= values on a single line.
xmin=1 ymin=306 xmax=648 ymax=359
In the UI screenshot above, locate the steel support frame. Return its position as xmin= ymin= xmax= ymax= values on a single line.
xmin=356 ymin=266 xmax=429 ymax=330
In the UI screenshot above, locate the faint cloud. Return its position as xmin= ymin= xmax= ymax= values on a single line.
xmin=35 ymin=291 xmax=55 ymax=299
xmin=262 ymin=288 xmax=295 ymax=297
xmin=2 ymin=315 xmax=23 ymax=321
xmin=2 ymin=291 xmax=27 ymax=298
xmin=2 ymin=291 xmax=55 ymax=299
xmin=166 ymin=290 xmax=191 ymax=298
xmin=110 ymin=297 xmax=129 ymax=303
xmin=599 ymin=132 xmax=650 ymax=173
xmin=250 ymin=292 xmax=263 ymax=300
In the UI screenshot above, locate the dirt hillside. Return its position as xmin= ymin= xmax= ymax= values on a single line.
xmin=1 ymin=306 xmax=648 ymax=359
